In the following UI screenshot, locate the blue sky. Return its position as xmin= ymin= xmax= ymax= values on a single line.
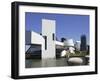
xmin=25 ymin=12 xmax=89 ymax=44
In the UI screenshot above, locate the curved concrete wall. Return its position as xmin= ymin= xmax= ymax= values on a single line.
xmin=55 ymin=41 xmax=64 ymax=46
xmin=64 ymin=39 xmax=74 ymax=47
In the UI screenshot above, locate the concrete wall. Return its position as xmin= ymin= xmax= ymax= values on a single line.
xmin=64 ymin=39 xmax=74 ymax=47
xmin=25 ymin=31 xmax=45 ymax=56
xmin=42 ymin=19 xmax=56 ymax=58
xmin=26 ymin=31 xmax=44 ymax=45
xmin=31 ymin=31 xmax=44 ymax=45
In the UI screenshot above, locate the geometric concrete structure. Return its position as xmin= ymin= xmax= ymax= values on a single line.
xmin=42 ymin=19 xmax=56 ymax=59
xmin=26 ymin=31 xmax=44 ymax=45
xmin=26 ymin=19 xmax=56 ymax=59
xmin=64 ymin=39 xmax=74 ymax=47
xmin=25 ymin=31 xmax=65 ymax=59
xmin=25 ymin=31 xmax=44 ymax=58
xmin=25 ymin=19 xmax=76 ymax=59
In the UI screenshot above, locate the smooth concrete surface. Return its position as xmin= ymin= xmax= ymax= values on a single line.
xmin=42 ymin=19 xmax=56 ymax=59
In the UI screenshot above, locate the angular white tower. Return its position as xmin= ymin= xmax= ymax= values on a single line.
xmin=42 ymin=19 xmax=56 ymax=59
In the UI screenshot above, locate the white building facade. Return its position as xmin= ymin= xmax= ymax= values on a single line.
xmin=26 ymin=19 xmax=56 ymax=59
xmin=42 ymin=19 xmax=56 ymax=59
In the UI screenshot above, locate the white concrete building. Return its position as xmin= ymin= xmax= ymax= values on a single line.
xmin=25 ymin=31 xmax=45 ymax=54
xmin=26 ymin=19 xmax=75 ymax=59
xmin=25 ymin=30 xmax=65 ymax=59
xmin=26 ymin=19 xmax=56 ymax=59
